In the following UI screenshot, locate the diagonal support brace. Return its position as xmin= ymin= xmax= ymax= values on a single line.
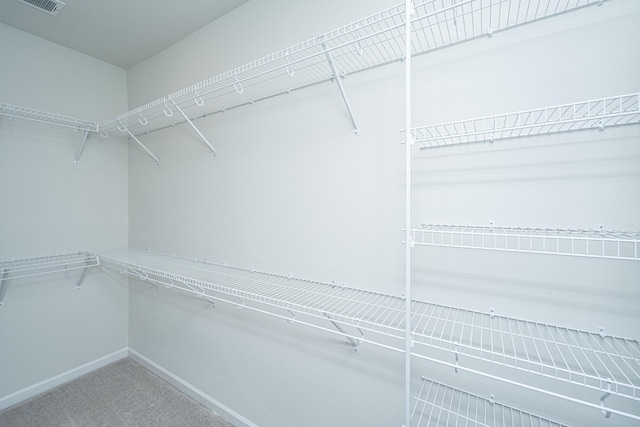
xmin=179 ymin=280 xmax=217 ymax=307
xmin=324 ymin=313 xmax=362 ymax=352
xmin=116 ymin=120 xmax=160 ymax=164
xmin=0 ymin=268 xmax=8 ymax=306
xmin=74 ymin=130 xmax=90 ymax=165
xmin=321 ymin=40 xmax=360 ymax=136
xmin=170 ymin=100 xmax=216 ymax=155
xmin=75 ymin=266 xmax=92 ymax=290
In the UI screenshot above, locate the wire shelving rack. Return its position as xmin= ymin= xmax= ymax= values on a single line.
xmin=2 ymin=0 xmax=636 ymax=425
xmin=0 ymin=252 xmax=98 ymax=281
xmin=0 ymin=103 xmax=98 ymax=133
xmin=94 ymin=249 xmax=640 ymax=410
xmin=97 ymin=0 xmax=606 ymax=138
xmin=408 ymin=299 xmax=640 ymax=402
xmin=2 ymin=248 xmax=638 ymax=420
xmin=412 ymin=93 xmax=640 ymax=149
xmin=411 ymin=377 xmax=569 ymax=427
xmin=0 ymin=252 xmax=99 ymax=305
xmin=410 ymin=225 xmax=640 ymax=260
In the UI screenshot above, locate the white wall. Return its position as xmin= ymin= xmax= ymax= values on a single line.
xmin=0 ymin=23 xmax=129 ymax=408
xmin=123 ymin=1 xmax=639 ymax=426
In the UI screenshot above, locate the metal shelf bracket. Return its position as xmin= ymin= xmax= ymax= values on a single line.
xmin=74 ymin=130 xmax=90 ymax=165
xmin=169 ymin=99 xmax=216 ymax=155
xmin=321 ymin=39 xmax=360 ymax=136
xmin=116 ymin=120 xmax=160 ymax=164
xmin=75 ymin=265 xmax=91 ymax=290
xmin=0 ymin=268 xmax=9 ymax=306
xmin=179 ymin=279 xmax=217 ymax=306
xmin=324 ymin=312 xmax=362 ymax=352
xmin=235 ymin=295 xmax=245 ymax=309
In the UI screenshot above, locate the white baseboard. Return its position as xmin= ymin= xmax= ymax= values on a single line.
xmin=0 ymin=348 xmax=128 ymax=411
xmin=128 ymin=348 xmax=258 ymax=427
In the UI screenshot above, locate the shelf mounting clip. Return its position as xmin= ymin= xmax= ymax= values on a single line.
xmin=287 ymin=309 xmax=296 ymax=324
xmin=320 ymin=38 xmax=360 ymax=136
xmin=600 ymin=379 xmax=612 ymax=418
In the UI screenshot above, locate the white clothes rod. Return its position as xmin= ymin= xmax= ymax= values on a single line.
xmin=411 ymin=225 xmax=640 ymax=260
xmin=95 ymin=248 xmax=640 ymax=403
xmin=411 ymin=377 xmax=568 ymax=427
xmin=0 ymin=103 xmax=98 ymax=133
xmin=412 ymin=93 xmax=640 ymax=149
xmin=98 ymin=0 xmax=605 ymax=138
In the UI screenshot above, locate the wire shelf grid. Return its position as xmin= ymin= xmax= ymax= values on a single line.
xmin=97 ymin=248 xmax=640 ymax=401
xmin=98 ymin=248 xmax=409 ymax=338
xmin=0 ymin=103 xmax=98 ymax=133
xmin=98 ymin=0 xmax=604 ymax=137
xmin=412 ymin=93 xmax=640 ymax=148
xmin=409 ymin=300 xmax=640 ymax=401
xmin=411 ymin=377 xmax=569 ymax=427
xmin=411 ymin=225 xmax=640 ymax=260
xmin=0 ymin=252 xmax=98 ymax=281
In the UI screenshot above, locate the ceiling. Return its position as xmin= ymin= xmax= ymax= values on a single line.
xmin=0 ymin=0 xmax=249 ymax=69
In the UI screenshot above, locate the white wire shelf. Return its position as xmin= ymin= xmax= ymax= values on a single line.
xmin=412 ymin=93 xmax=640 ymax=148
xmin=412 ymin=377 xmax=568 ymax=427
xmin=411 ymin=225 xmax=640 ymax=261
xmin=408 ymin=300 xmax=640 ymax=403
xmin=97 ymin=248 xmax=409 ymax=344
xmin=0 ymin=252 xmax=99 ymax=305
xmin=0 ymin=252 xmax=98 ymax=281
xmin=96 ymin=248 xmax=640 ymax=404
xmin=98 ymin=0 xmax=604 ymax=137
xmin=0 ymin=103 xmax=98 ymax=133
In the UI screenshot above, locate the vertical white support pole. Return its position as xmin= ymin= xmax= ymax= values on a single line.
xmin=404 ymin=1 xmax=413 ymax=426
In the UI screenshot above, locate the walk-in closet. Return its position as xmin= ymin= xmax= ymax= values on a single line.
xmin=1 ymin=0 xmax=638 ymax=426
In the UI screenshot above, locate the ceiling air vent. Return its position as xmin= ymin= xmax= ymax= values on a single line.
xmin=16 ymin=0 xmax=66 ymax=16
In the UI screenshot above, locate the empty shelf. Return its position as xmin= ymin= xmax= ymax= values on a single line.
xmin=98 ymin=0 xmax=604 ymax=137
xmin=0 ymin=252 xmax=98 ymax=281
xmin=412 ymin=377 xmax=568 ymax=427
xmin=0 ymin=103 xmax=98 ymax=133
xmin=96 ymin=248 xmax=640 ymax=401
xmin=0 ymin=252 xmax=98 ymax=305
xmin=412 ymin=93 xmax=640 ymax=148
xmin=411 ymin=225 xmax=640 ymax=260
xmin=409 ymin=301 xmax=640 ymax=402
xmin=96 ymin=248 xmax=408 ymax=341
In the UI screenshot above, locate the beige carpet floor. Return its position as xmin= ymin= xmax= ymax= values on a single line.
xmin=0 ymin=358 xmax=235 ymax=427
